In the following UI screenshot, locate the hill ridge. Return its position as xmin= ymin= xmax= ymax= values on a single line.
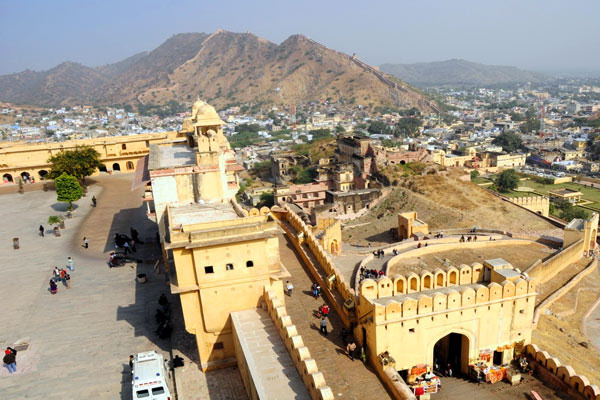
xmin=0 ymin=31 xmax=436 ymax=112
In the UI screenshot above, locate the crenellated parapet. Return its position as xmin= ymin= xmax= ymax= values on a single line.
xmin=508 ymin=195 xmax=550 ymax=217
xmin=264 ymin=288 xmax=334 ymax=400
xmin=359 ymin=262 xmax=536 ymax=321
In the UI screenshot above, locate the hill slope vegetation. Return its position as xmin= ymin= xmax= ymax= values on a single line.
xmin=0 ymin=31 xmax=436 ymax=112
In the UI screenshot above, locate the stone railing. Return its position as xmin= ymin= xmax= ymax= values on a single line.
xmin=263 ymin=288 xmax=334 ymax=400
xmin=525 ymin=344 xmax=599 ymax=399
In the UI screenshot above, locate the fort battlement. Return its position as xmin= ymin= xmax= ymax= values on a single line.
xmin=508 ymin=195 xmax=550 ymax=217
xmin=525 ymin=344 xmax=600 ymax=399
xmin=263 ymin=288 xmax=334 ymax=400
xmin=359 ymin=263 xmax=536 ymax=322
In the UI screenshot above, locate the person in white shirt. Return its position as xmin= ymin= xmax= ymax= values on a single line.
xmin=286 ymin=281 xmax=294 ymax=296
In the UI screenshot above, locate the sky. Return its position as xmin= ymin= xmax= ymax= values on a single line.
xmin=1 ymin=0 xmax=599 ymax=75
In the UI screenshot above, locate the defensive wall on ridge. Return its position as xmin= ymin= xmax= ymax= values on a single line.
xmin=507 ymin=195 xmax=550 ymax=217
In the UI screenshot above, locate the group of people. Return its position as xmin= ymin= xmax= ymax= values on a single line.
xmin=49 ymin=258 xmax=74 ymax=294
xmin=459 ymin=235 xmax=478 ymax=243
xmin=114 ymin=227 xmax=144 ymax=254
xmin=359 ymin=266 xmax=385 ymax=282
xmin=372 ymin=249 xmax=385 ymax=258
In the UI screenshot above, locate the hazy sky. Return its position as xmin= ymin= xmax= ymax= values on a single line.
xmin=1 ymin=0 xmax=599 ymax=75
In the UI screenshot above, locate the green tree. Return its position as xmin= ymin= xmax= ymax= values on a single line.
xmin=470 ymin=170 xmax=480 ymax=181
xmin=495 ymin=169 xmax=519 ymax=192
xmin=367 ymin=121 xmax=390 ymax=136
xmin=258 ymin=192 xmax=274 ymax=208
xmin=335 ymin=125 xmax=346 ymax=134
xmin=492 ymin=132 xmax=523 ymax=153
xmin=48 ymin=146 xmax=102 ymax=183
xmin=55 ymin=173 xmax=83 ymax=211
xmin=394 ymin=116 xmax=422 ymax=137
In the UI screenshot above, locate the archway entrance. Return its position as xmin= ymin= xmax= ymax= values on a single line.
xmin=38 ymin=170 xmax=48 ymax=180
xmin=21 ymin=171 xmax=31 ymax=182
xmin=112 ymin=163 xmax=121 ymax=172
xmin=98 ymin=164 xmax=107 ymax=173
xmin=3 ymin=173 xmax=13 ymax=183
xmin=433 ymin=333 xmax=470 ymax=376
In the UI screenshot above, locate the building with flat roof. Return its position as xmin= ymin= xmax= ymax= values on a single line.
xmin=549 ymin=188 xmax=583 ymax=204
xmin=146 ymin=100 xmax=288 ymax=372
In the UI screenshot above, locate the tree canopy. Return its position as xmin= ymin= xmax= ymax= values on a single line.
xmin=55 ymin=173 xmax=83 ymax=210
xmin=394 ymin=116 xmax=422 ymax=137
xmin=492 ymin=131 xmax=523 ymax=153
xmin=495 ymin=169 xmax=519 ymax=192
xmin=553 ymin=198 xmax=588 ymax=221
xmin=48 ymin=146 xmax=102 ymax=182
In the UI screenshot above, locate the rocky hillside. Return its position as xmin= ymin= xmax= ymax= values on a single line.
xmin=0 ymin=31 xmax=437 ymax=112
xmin=380 ymin=58 xmax=549 ymax=87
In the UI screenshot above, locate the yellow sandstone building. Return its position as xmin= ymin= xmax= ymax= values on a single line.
xmin=146 ymin=100 xmax=288 ymax=371
xmin=0 ymin=132 xmax=178 ymax=184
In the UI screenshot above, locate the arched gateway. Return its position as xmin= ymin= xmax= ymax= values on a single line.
xmin=432 ymin=332 xmax=471 ymax=376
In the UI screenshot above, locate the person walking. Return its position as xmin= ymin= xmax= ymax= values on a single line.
xmin=59 ymin=269 xmax=67 ymax=286
xmin=67 ymin=257 xmax=74 ymax=271
xmin=53 ymin=267 xmax=60 ymax=282
xmin=39 ymin=225 xmax=45 ymax=237
xmin=319 ymin=316 xmax=328 ymax=336
xmin=92 ymin=196 xmax=97 ymax=207
xmin=65 ymin=273 xmax=71 ymax=289
xmin=3 ymin=347 xmax=17 ymax=374
xmin=286 ymin=281 xmax=294 ymax=296
xmin=320 ymin=303 xmax=329 ymax=318
xmin=123 ymin=241 xmax=131 ymax=254
xmin=49 ymin=279 xmax=58 ymax=294
xmin=346 ymin=341 xmax=357 ymax=361
xmin=129 ymin=355 xmax=135 ymax=375
xmin=83 ymin=237 xmax=89 ymax=249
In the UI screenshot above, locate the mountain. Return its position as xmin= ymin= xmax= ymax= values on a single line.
xmin=379 ymin=59 xmax=549 ymax=87
xmin=0 ymin=31 xmax=437 ymax=112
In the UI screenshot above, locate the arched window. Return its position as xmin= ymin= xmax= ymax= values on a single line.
xmin=122 ymin=143 xmax=127 ymax=150
xmin=126 ymin=161 xmax=134 ymax=170
xmin=226 ymin=263 xmax=234 ymax=271
xmin=246 ymin=260 xmax=254 ymax=268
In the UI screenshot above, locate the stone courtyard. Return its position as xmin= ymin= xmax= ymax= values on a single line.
xmin=0 ymin=175 xmax=172 ymax=399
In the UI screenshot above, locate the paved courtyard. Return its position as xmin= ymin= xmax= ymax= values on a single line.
xmin=0 ymin=175 xmax=171 ymax=399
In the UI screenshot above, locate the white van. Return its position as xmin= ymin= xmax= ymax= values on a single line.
xmin=132 ymin=351 xmax=173 ymax=400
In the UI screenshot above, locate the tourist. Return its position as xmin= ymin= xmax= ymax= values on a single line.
xmin=378 ymin=269 xmax=384 ymax=277
xmin=83 ymin=237 xmax=89 ymax=249
xmin=65 ymin=272 xmax=71 ymax=289
xmin=53 ymin=267 xmax=60 ymax=282
xmin=447 ymin=364 xmax=453 ymax=377
xmin=467 ymin=236 xmax=472 ymax=242
xmin=123 ymin=241 xmax=131 ymax=254
xmin=39 ymin=225 xmax=45 ymax=237
xmin=108 ymin=251 xmax=116 ymax=268
xmin=460 ymin=235 xmax=465 ymax=242
xmin=311 ymin=283 xmax=319 ymax=298
xmin=340 ymin=327 xmax=349 ymax=346
xmin=319 ymin=316 xmax=328 ymax=336
xmin=67 ymin=257 xmax=74 ymax=271
xmin=286 ymin=281 xmax=294 ymax=296
xmin=60 ymin=269 xmax=67 ymax=285
xmin=320 ymin=303 xmax=329 ymax=318
xmin=130 ymin=227 xmax=143 ymax=244
xmin=3 ymin=347 xmax=17 ymax=374
xmin=159 ymin=294 xmax=169 ymax=312
xmin=473 ymin=235 xmax=477 ymax=242
xmin=130 ymin=239 xmax=137 ymax=252
xmin=346 ymin=341 xmax=357 ymax=361
xmin=129 ymin=355 xmax=135 ymax=375
xmin=49 ymin=279 xmax=58 ymax=294
xmin=92 ymin=196 xmax=97 ymax=207
xmin=417 ymin=242 xmax=422 ymax=249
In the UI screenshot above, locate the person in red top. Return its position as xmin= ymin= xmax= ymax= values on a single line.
xmin=320 ymin=304 xmax=329 ymax=318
